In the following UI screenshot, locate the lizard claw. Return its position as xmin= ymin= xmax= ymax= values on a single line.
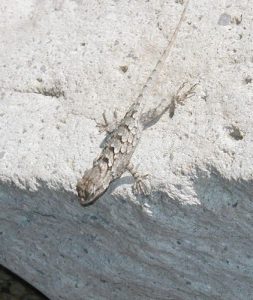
xmin=96 ymin=110 xmax=119 ymax=133
xmin=96 ymin=111 xmax=109 ymax=133
xmin=175 ymin=82 xmax=199 ymax=105
xmin=132 ymin=174 xmax=151 ymax=196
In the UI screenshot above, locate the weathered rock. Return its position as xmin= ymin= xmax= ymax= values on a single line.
xmin=0 ymin=0 xmax=252 ymax=299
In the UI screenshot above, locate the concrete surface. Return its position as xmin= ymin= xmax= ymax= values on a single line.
xmin=0 ymin=0 xmax=252 ymax=299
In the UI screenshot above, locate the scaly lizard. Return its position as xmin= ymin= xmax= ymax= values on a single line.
xmin=76 ymin=0 xmax=196 ymax=205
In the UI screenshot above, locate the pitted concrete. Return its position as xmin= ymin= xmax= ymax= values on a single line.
xmin=0 ymin=0 xmax=252 ymax=299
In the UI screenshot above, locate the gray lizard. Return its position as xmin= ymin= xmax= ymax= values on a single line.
xmin=76 ymin=0 xmax=196 ymax=205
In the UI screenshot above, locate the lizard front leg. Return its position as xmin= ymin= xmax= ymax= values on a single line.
xmin=127 ymin=162 xmax=151 ymax=196
xmin=96 ymin=110 xmax=120 ymax=133
xmin=141 ymin=82 xmax=198 ymax=129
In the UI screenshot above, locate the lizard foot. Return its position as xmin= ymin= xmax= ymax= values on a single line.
xmin=174 ymin=82 xmax=199 ymax=105
xmin=127 ymin=163 xmax=151 ymax=196
xmin=132 ymin=174 xmax=151 ymax=196
xmin=96 ymin=110 xmax=119 ymax=133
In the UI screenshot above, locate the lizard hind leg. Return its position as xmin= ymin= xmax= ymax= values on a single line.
xmin=168 ymin=82 xmax=198 ymax=117
xmin=174 ymin=82 xmax=199 ymax=106
xmin=140 ymin=82 xmax=199 ymax=129
xmin=127 ymin=162 xmax=151 ymax=196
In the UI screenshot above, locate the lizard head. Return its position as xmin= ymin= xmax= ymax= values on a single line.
xmin=76 ymin=164 xmax=109 ymax=206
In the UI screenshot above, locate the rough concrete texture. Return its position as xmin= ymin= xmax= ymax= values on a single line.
xmin=0 ymin=0 xmax=252 ymax=299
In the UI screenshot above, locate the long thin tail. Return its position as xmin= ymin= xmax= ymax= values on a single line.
xmin=136 ymin=0 xmax=190 ymax=104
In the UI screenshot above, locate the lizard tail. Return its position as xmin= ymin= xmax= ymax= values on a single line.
xmin=135 ymin=0 xmax=191 ymax=106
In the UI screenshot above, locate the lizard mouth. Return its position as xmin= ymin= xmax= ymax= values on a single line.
xmin=76 ymin=184 xmax=109 ymax=206
xmin=76 ymin=187 xmax=100 ymax=206
xmin=79 ymin=196 xmax=98 ymax=206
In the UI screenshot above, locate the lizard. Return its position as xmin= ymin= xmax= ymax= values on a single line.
xmin=76 ymin=0 xmax=196 ymax=206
